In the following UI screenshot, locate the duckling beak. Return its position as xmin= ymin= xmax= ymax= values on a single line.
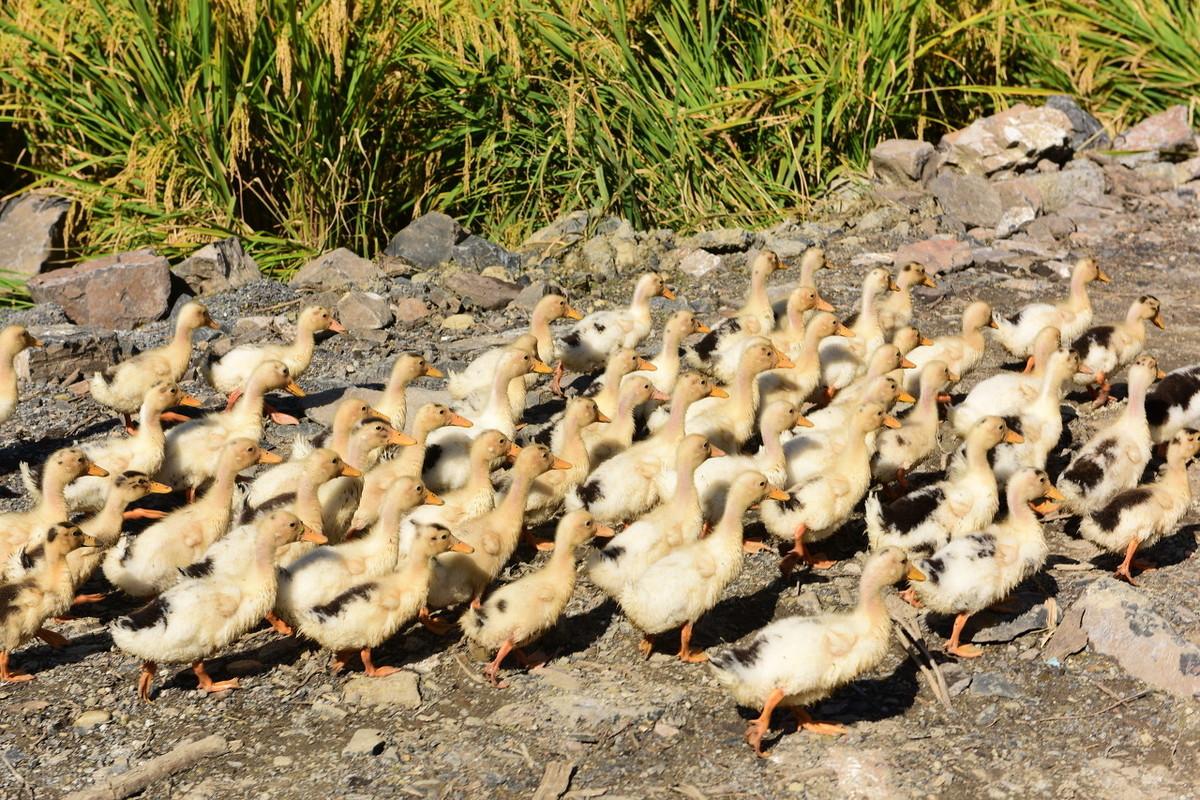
xmin=28 ymin=337 xmax=44 ymax=347
xmin=367 ymin=406 xmax=389 ymax=420
xmin=695 ymin=323 xmax=712 ymax=334
xmin=1004 ymin=430 xmax=1025 ymax=444
xmin=709 ymin=386 xmax=730 ymax=399
xmin=836 ymin=324 xmax=855 ymax=338
xmin=987 ymin=319 xmax=1000 ymax=329
xmin=81 ymin=535 xmax=99 ymax=548
xmin=636 ymin=358 xmax=657 ymax=372
xmin=179 ymin=394 xmax=202 ymax=407
xmin=919 ymin=335 xmax=934 ymax=346
xmin=205 ymin=318 xmax=221 ymax=330
xmin=148 ymin=481 xmax=174 ymax=494
xmin=506 ymin=443 xmax=522 ymax=462
xmin=897 ymin=390 xmax=917 ymax=404
xmin=328 ymin=319 xmax=347 ymax=333
xmin=883 ymin=415 xmax=902 ymax=429
xmin=449 ymin=413 xmax=474 ymax=428
xmin=773 ymin=349 xmax=795 ymax=370
xmin=1096 ymin=269 xmax=1112 ymax=283
xmin=257 ymin=450 xmax=284 ymax=464
xmin=1031 ymin=500 xmax=1059 ymax=515
xmin=388 ymin=428 xmax=417 ymax=446
xmin=661 ymin=287 xmax=677 ymax=300
xmin=340 ymin=464 xmax=363 ymax=478
xmin=423 ymin=365 xmax=446 ymax=378
xmin=595 ymin=411 xmax=611 ymax=424
xmin=899 ymin=357 xmax=916 ymax=369
xmin=285 ymin=381 xmax=306 ymax=397
xmin=709 ymin=445 xmax=727 ymax=458
xmin=424 ymin=491 xmax=445 ymax=506
xmin=450 ymin=536 xmax=475 ymax=554
xmin=888 ymin=278 xmax=901 ymax=292
xmin=794 ymin=415 xmax=814 ymax=428
xmin=551 ymin=457 xmax=573 ymax=470
xmin=947 ymin=371 xmax=960 ymax=382
xmin=300 ymin=527 xmax=328 ymax=544
xmin=1044 ymin=485 xmax=1066 ymax=501
xmin=906 ymin=565 xmax=927 ymax=582
xmin=815 ymin=297 xmax=835 ymax=313
xmin=594 ymin=524 xmax=616 ymax=538
xmin=86 ymin=464 xmax=109 ymax=477
xmin=1157 ymin=368 xmax=1168 ymax=380
xmin=531 ymin=359 xmax=555 ymax=374
xmin=651 ymin=390 xmax=671 ymax=402
xmin=922 ymin=275 xmax=938 ymax=288
xmin=564 ymin=306 xmax=584 ymax=321
xmin=1076 ymin=364 xmax=1093 ymax=375
xmin=1152 ymin=314 xmax=1165 ymax=330
xmin=766 ymin=486 xmax=791 ymax=501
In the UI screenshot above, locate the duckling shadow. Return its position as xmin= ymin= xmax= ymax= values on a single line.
xmin=696 ymin=578 xmax=789 ymax=651
xmin=20 ymin=628 xmax=113 ymax=672
xmin=923 ymin=580 xmax=1060 ymax=643
xmin=214 ymin=631 xmax=313 ymax=677
xmin=0 ymin=420 xmax=123 ymax=474
xmin=1092 ymin=523 xmax=1200 ymax=573
xmin=545 ymin=597 xmax=617 ymax=658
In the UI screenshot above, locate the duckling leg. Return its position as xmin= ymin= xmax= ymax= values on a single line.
xmin=122 ymin=413 xmax=138 ymax=436
xmin=191 ymin=660 xmax=240 ymax=693
xmin=549 ymin=363 xmax=567 ymax=397
xmin=359 ymin=648 xmax=399 ymax=678
xmin=35 ymin=627 xmax=68 ymax=649
xmin=331 ymin=650 xmax=356 ymax=674
xmin=417 ymin=607 xmax=453 ymax=635
xmin=946 ymin=613 xmax=982 ymax=658
xmin=745 ymin=688 xmax=785 ymax=757
xmin=1089 ymin=373 xmax=1112 ymax=408
xmin=780 ymin=525 xmax=836 ymax=575
xmin=263 ymin=402 xmax=300 ymax=426
xmin=1022 ymin=356 xmax=1035 ymax=374
xmin=0 ymin=651 xmax=33 ymax=683
xmin=72 ymin=592 xmax=109 ymax=605
xmin=264 ymin=611 xmax=294 ymax=636
xmin=159 ymin=411 xmax=192 ymax=424
xmin=792 ymin=708 xmax=847 ymax=736
xmin=484 ymin=640 xmax=514 ymax=687
xmin=1115 ymin=538 xmax=1143 ymax=586
xmin=123 ymin=508 xmax=168 ymax=520
xmin=638 ymin=634 xmax=656 ymax=659
xmin=894 ymin=468 xmax=910 ymax=492
xmin=137 ymin=661 xmax=156 ymax=700
xmin=186 ymin=486 xmax=197 ymax=504
xmin=677 ymin=621 xmax=708 ymax=663
xmin=521 ymin=529 xmax=555 ymax=551
xmin=898 ymin=587 xmax=923 ymax=608
xmin=224 ymin=389 xmax=243 ymax=412
xmin=741 ymin=536 xmax=770 ymax=553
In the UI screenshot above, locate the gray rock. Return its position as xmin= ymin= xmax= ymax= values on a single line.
xmin=682 ymin=228 xmax=752 ymax=254
xmin=973 ymin=597 xmax=1062 ymax=643
xmin=971 ymin=247 xmax=1034 ymax=271
xmin=1045 ymin=96 xmax=1109 ymax=151
xmin=27 ymin=249 xmax=171 ymax=330
xmin=341 ymin=671 xmax=421 ymax=708
xmin=336 ymin=291 xmax=393 ymax=331
xmin=675 ymin=249 xmax=722 ymax=278
xmin=172 ymin=238 xmax=261 ymax=296
xmin=451 ymin=234 xmax=519 ymax=271
xmin=996 ymin=205 xmax=1037 ymax=239
xmin=893 ymin=237 xmax=973 ymax=274
xmin=1114 ymin=105 xmax=1196 ymax=156
xmin=72 ymin=709 xmax=112 ymax=730
xmin=384 ymin=211 xmax=467 ymax=268
xmin=994 ymin=236 xmax=1069 ymax=260
xmin=520 ymin=210 xmax=592 ymax=259
xmin=392 ymin=297 xmax=432 ymax=324
xmin=289 ymin=248 xmax=379 ymax=291
xmin=14 ymin=325 xmax=120 ymax=385
xmin=969 ymin=673 xmax=1021 ymax=699
xmin=760 ymin=234 xmax=816 ymax=259
xmin=0 ymin=194 xmax=68 ymax=279
xmin=1023 ymin=214 xmax=1075 ymax=240
xmin=870 ymin=139 xmax=936 ymax=185
xmin=510 ymin=280 xmax=562 ymax=311
xmin=1005 ymin=160 xmax=1107 ymax=214
xmin=341 ymin=728 xmax=386 ymax=756
xmin=1134 ymin=162 xmax=1180 ymax=193
xmin=580 ymin=235 xmax=615 ymax=273
xmin=929 ymin=173 xmax=1002 ymax=227
xmin=441 ymin=270 xmax=521 ymax=310
xmin=1173 ymin=156 xmax=1200 ymax=186
xmin=543 ymin=692 xmax=662 ymax=732
xmin=939 ymin=103 xmax=1073 ymax=176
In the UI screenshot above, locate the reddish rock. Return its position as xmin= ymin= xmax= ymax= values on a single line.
xmin=392 ymin=297 xmax=432 ymax=324
xmin=1115 ymin=105 xmax=1195 ymax=155
xmin=893 ymin=238 xmax=972 ymax=274
xmin=27 ymin=249 xmax=171 ymax=329
xmin=441 ymin=270 xmax=521 ymax=310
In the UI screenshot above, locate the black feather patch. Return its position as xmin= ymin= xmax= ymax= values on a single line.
xmin=0 ymin=582 xmax=22 ymax=618
xmin=1005 ymin=308 xmax=1024 ymax=325
xmin=1147 ymin=371 xmax=1200 ymax=428
xmin=594 ymin=322 xmax=606 ymax=334
xmin=741 ymin=432 xmax=764 ymax=455
xmin=531 ymin=426 xmax=554 ymax=446
xmin=575 ymin=480 xmax=603 ymax=509
xmin=692 ymin=326 xmax=725 ymax=362
xmin=496 ymin=599 xmax=508 ymax=613
xmin=882 ymin=486 xmax=944 ymax=533
xmin=1090 ymin=488 xmax=1153 ymax=532
xmin=423 ymin=444 xmax=444 ymax=472
xmin=255 ymin=492 xmax=298 ymax=515
xmin=843 ymin=310 xmax=860 ymax=329
xmin=598 ymin=545 xmax=625 ymax=562
xmin=562 ymin=332 xmax=582 ymax=349
xmin=178 ymin=557 xmax=215 ymax=580
xmin=1062 ymin=438 xmax=1114 ymax=492
xmin=1070 ymin=325 xmax=1115 ymax=357
xmin=311 ymin=583 xmax=375 ymax=620
xmin=728 ymin=634 xmax=766 ymax=668
xmin=117 ymin=597 xmax=170 ymax=631
xmin=965 ymin=532 xmax=997 ymax=559
xmin=19 ymin=548 xmax=36 ymax=570
xmin=922 ymin=556 xmax=946 ymax=584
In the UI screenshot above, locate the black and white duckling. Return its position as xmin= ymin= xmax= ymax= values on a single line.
xmin=685 ymin=251 xmax=785 ymax=381
xmin=111 ymin=511 xmax=309 ymax=700
xmin=520 ymin=398 xmax=605 ymax=528
xmin=617 ymin=471 xmax=787 ymax=662
xmin=878 ymin=262 xmax=937 ymax=336
xmin=759 ymin=312 xmax=852 ymax=410
xmin=900 ymin=301 xmax=993 ymax=394
xmin=1 ymin=523 xmax=97 ymax=683
xmin=580 ymin=375 xmax=663 ymax=466
xmin=0 ymin=325 xmax=41 ymax=425
xmin=245 ymin=448 xmax=359 ymax=564
xmin=871 ymin=360 xmax=958 ymax=488
xmin=711 ymin=547 xmax=917 ymax=755
xmin=763 ymin=404 xmax=897 ymax=573
xmin=818 ymin=267 xmax=898 ymax=390
xmin=1059 ymin=354 xmax=1161 ymax=514
xmin=294 ymin=523 xmax=471 ymax=676
xmin=3 ymin=448 xmax=106 ymax=565
xmin=695 ymin=402 xmax=800 ymax=523
xmin=625 ymin=310 xmax=708 ymax=397
xmin=588 ymin=435 xmax=720 ymax=597
xmin=395 ymin=431 xmax=515 ymax=538
xmin=950 ymin=325 xmax=1062 ymax=435
xmin=910 ymin=468 xmax=1061 ymax=658
xmin=866 ymin=416 xmax=1020 ymax=560
xmin=1147 ymin=364 xmax=1200 ymax=444
xmin=553 ymin=272 xmax=674 ymax=393
xmin=1080 ymin=428 xmax=1200 ymax=585
xmin=462 ymin=511 xmax=612 ymax=686
xmin=566 ymin=373 xmax=723 ymax=523
xmin=1071 ymin=295 xmax=1164 ymax=406
xmin=375 ymin=353 xmax=444 ymax=430
xmin=994 ymin=257 xmax=1110 ymax=360
xmin=104 ymin=439 xmax=280 ymax=597
xmin=88 ymin=302 xmax=216 ymax=429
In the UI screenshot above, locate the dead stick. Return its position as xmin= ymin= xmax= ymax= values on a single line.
xmin=61 ymin=735 xmax=228 ymax=800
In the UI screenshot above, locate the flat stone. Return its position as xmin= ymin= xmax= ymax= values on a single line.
xmin=676 ymin=248 xmax=722 ymax=278
xmin=682 ymin=228 xmax=752 ymax=254
xmin=342 ymin=671 xmax=421 ymax=708
xmin=939 ymin=103 xmax=1072 ymax=175
xmin=870 ymin=139 xmax=936 ymax=185
xmin=1134 ymin=162 xmax=1180 ymax=193
xmin=441 ymin=270 xmax=521 ymax=310
xmin=231 ymin=315 xmax=276 ymax=343
xmin=392 ymin=297 xmax=432 ymax=324
xmin=543 ymin=692 xmax=663 ymax=732
xmin=0 ymin=194 xmax=68 ymax=279
xmin=341 ymin=728 xmax=386 ymax=756
xmin=172 ymin=238 xmax=261 ymax=295
xmin=972 ymin=247 xmax=1034 ymax=271
xmin=289 ymin=248 xmax=379 ymax=291
xmin=850 ymin=252 xmax=895 ymax=267
xmin=996 ymin=205 xmax=1036 ymax=239
xmin=893 ymin=237 xmax=972 ymax=274
xmin=1018 ymin=161 xmax=1107 ymax=213
xmin=27 ymin=249 xmax=171 ymax=330
xmin=441 ymin=313 xmax=474 ymax=331
xmin=760 ymin=234 xmax=816 ymax=259
xmin=1023 ymin=214 xmax=1075 ymax=240
xmin=972 ymin=596 xmax=1062 ymax=643
xmin=1115 ymin=105 xmax=1195 ymax=156
xmin=73 ymin=709 xmax=112 ymax=730
xmin=929 ymin=173 xmax=1003 ymax=227
xmin=336 ymin=291 xmax=393 ymax=331
xmin=520 ymin=210 xmax=592 ymax=259
xmin=994 ymin=236 xmax=1069 ymax=260
xmin=969 ymin=673 xmax=1021 ymax=699
xmin=15 ymin=324 xmax=120 ymax=385
xmin=510 ymin=280 xmax=562 ymax=311
xmin=1045 ymin=95 xmax=1109 ymax=151
xmin=384 ymin=212 xmax=467 ymax=269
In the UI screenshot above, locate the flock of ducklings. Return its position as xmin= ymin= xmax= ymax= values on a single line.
xmin=2 ymin=249 xmax=1200 ymax=757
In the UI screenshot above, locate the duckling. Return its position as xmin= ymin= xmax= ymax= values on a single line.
xmin=625 ymin=311 xmax=708 ymax=397
xmin=521 ymin=399 xmax=605 ymax=527
xmin=205 ymin=305 xmax=343 ymax=420
xmin=309 ymin=419 xmax=408 ymax=543
xmin=866 ymin=417 xmax=1020 ymax=559
xmin=393 ymin=431 xmax=515 ymax=538
xmin=618 ymin=472 xmax=787 ymax=662
xmin=695 ymin=402 xmax=799 ymax=523
xmin=950 ymin=326 xmax=1062 ymax=435
xmin=580 ymin=347 xmax=654 ymax=422
xmin=1147 ymin=364 xmax=1200 ymax=443
xmin=0 ymin=325 xmax=41 ymax=425
xmin=425 ymin=446 xmax=568 ymax=611
xmin=768 ymin=287 xmax=835 ymax=356
xmin=1071 ymin=295 xmax=1164 ymax=406
xmin=772 ymin=247 xmax=830 ymax=335
xmin=1 ymin=523 xmax=97 ymax=683
xmin=104 ymin=439 xmax=280 ymax=597
xmin=111 ymin=510 xmax=309 ymax=700
xmin=566 ymin=373 xmax=723 ymax=523
xmin=763 ymin=404 xmax=896 ymax=573
xmin=374 ymin=353 xmax=444 ymax=430
xmin=688 ymin=252 xmax=788 ymax=383
xmin=294 ymin=522 xmax=472 ymax=676
xmin=588 ymin=436 xmax=719 ymax=596
xmin=878 ymin=263 xmax=937 ymax=336
xmin=994 ymin=257 xmax=1110 ymax=360
xmin=462 ymin=511 xmax=611 ymax=685
xmin=158 ymin=360 xmax=302 ymax=496
xmin=1080 ymin=429 xmax=1200 ymax=584
xmin=911 ymin=469 xmax=1061 ymax=657
xmin=553 ymin=272 xmax=674 ymax=393
xmin=900 ymin=301 xmax=993 ymax=394
xmin=711 ymin=547 xmax=917 ymax=754
xmin=758 ymin=313 xmax=852 ymax=409
xmin=89 ymin=302 xmax=217 ymax=428
xmin=804 ymin=374 xmax=911 ymax=439
xmin=1059 ymin=355 xmax=1162 ymax=513
xmin=818 ymin=268 xmax=898 ymax=388
xmin=453 ymin=334 xmax=537 ymax=417
xmin=247 ymin=448 xmax=359 ymax=561
xmin=871 ymin=361 xmax=957 ymax=488
xmin=580 ymin=375 xmax=663 ymax=466
xmin=732 ymin=250 xmax=789 ymax=332
xmin=2 ymin=449 xmax=106 ymax=564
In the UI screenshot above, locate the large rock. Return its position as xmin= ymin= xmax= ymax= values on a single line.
xmin=0 ymin=194 xmax=68 ymax=279
xmin=1114 ymin=105 xmax=1195 ymax=156
xmin=27 ymin=249 xmax=170 ymax=329
xmin=681 ymin=228 xmax=753 ymax=254
xmin=336 ymin=291 xmax=393 ymax=332
xmin=1045 ymin=96 xmax=1109 ymax=151
xmin=929 ymin=173 xmax=1002 ymax=227
xmin=451 ymin=233 xmax=519 ymax=271
xmin=14 ymin=324 xmax=121 ymax=384
xmin=939 ymin=103 xmax=1072 ymax=176
xmin=441 ymin=270 xmax=521 ymax=310
xmin=893 ymin=237 xmax=972 ymax=273
xmin=521 ymin=210 xmax=592 ymax=259
xmin=870 ymin=139 xmax=936 ymax=185
xmin=171 ymin=238 xmax=261 ymax=296
xmin=289 ymin=248 xmax=379 ymax=291
xmin=383 ymin=212 xmax=466 ymax=269
xmin=675 ymin=248 xmax=722 ymax=278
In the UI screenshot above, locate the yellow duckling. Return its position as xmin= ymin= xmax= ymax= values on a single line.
xmin=374 ymin=353 xmax=444 ymax=431
xmin=0 ymin=325 xmax=41 ymax=425
xmin=625 ymin=310 xmax=708 ymax=397
xmin=870 ymin=360 xmax=958 ymax=488
xmin=878 ymin=262 xmax=937 ymax=336
xmin=3 ymin=449 xmax=106 ymax=564
xmin=521 ymin=398 xmax=606 ymax=528
xmin=759 ymin=312 xmax=852 ymax=410
xmin=579 ymin=375 xmax=663 ymax=466
xmin=767 ymin=286 xmax=835 ymax=356
xmin=578 ymin=347 xmax=655 ymax=422
xmin=901 ymin=300 xmax=994 ymax=394
xmin=993 ymin=256 xmax=1110 ymax=361
xmin=818 ymin=267 xmax=899 ymax=387
xmin=950 ymin=326 xmax=1062 ymax=435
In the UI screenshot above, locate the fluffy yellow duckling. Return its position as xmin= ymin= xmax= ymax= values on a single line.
xmin=772 ymin=247 xmax=829 ymax=338
xmin=993 ymin=257 xmax=1110 ymax=360
xmin=900 ymin=301 xmax=994 ymax=394
xmin=870 ymin=361 xmax=957 ymax=488
xmin=393 ymin=431 xmax=515 ymax=538
xmin=696 ymin=402 xmax=798 ymax=523
xmin=0 ymin=325 xmax=41 ymax=425
xmin=818 ymin=267 xmax=899 ymax=387
xmin=950 ymin=326 xmax=1062 ymax=435
xmin=374 ymin=353 xmax=444 ymax=431
xmin=1071 ymin=295 xmax=1164 ymax=405
xmin=768 ymin=286 xmax=835 ymax=354
xmin=575 ymin=347 xmax=654 ymax=423
xmin=521 ymin=398 xmax=606 ymax=528
xmin=579 ymin=375 xmax=663 ymax=466
xmin=624 ymin=310 xmax=708 ymax=397
xmin=461 ymin=511 xmax=612 ymax=686
xmin=878 ymin=263 xmax=937 ymax=336
xmin=758 ymin=312 xmax=852 ymax=410
xmin=2 ymin=448 xmax=106 ymax=564
xmin=450 ymin=334 xmax=537 ymax=416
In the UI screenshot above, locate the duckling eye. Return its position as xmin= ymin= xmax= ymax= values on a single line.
xmin=416 ymin=485 xmax=424 ymax=493
xmin=758 ymin=481 xmax=766 ymax=488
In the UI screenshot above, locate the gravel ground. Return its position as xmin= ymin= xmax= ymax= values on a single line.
xmin=2 ymin=198 xmax=1200 ymax=800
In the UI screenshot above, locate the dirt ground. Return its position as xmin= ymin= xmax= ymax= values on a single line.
xmin=2 ymin=197 xmax=1200 ymax=800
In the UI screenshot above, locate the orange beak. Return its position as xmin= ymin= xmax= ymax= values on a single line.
xmin=695 ymin=323 xmax=712 ymax=334
xmin=766 ymin=487 xmax=791 ymax=501
xmin=651 ymin=390 xmax=671 ymax=402
xmin=897 ymin=390 xmax=917 ymax=404
xmin=773 ymin=349 xmax=795 ymax=369
xmin=205 ymin=318 xmax=221 ymax=330
xmin=1156 ymin=368 xmax=1168 ymax=380
xmin=594 ymin=524 xmax=616 ymax=538
xmin=595 ymin=411 xmax=611 ymax=424
xmin=836 ymin=324 xmax=855 ymax=337
xmin=564 ymin=306 xmax=584 ymax=321
xmin=388 ymin=428 xmax=417 ymax=446
xmin=327 ymin=319 xmax=347 ymax=333
xmin=301 ymin=527 xmax=328 ymax=544
xmin=424 ymin=491 xmax=444 ymax=506
xmin=1096 ymin=269 xmax=1112 ymax=283
xmin=709 ymin=445 xmax=727 ymax=458
xmin=424 ymin=365 xmax=445 ymax=378
xmin=179 ymin=394 xmax=202 ymax=407
xmin=285 ymin=381 xmax=306 ymax=397
xmin=899 ymin=357 xmax=916 ymax=369
xmin=340 ymin=464 xmax=363 ymax=478
xmin=1044 ymin=486 xmax=1066 ymax=501
xmin=1004 ymin=430 xmax=1024 ymax=444
xmin=922 ymin=276 xmax=938 ymax=288
xmin=506 ymin=443 xmax=522 ymax=463
xmin=794 ymin=415 xmax=814 ymax=428
xmin=661 ymin=287 xmax=677 ymax=300
xmin=148 ymin=481 xmax=174 ymax=494
xmin=1077 ymin=364 xmax=1093 ymax=375
xmin=815 ymin=297 xmax=835 ymax=313
xmin=257 ymin=450 xmax=284 ymax=464
xmin=86 ymin=464 xmax=109 ymax=477
xmin=987 ymin=319 xmax=1000 ymax=329
xmin=449 ymin=413 xmax=474 ymax=428
xmin=883 ymin=415 xmax=902 ymax=429
xmin=906 ymin=566 xmax=927 ymax=582
xmin=551 ymin=457 xmax=572 ymax=470
xmin=1031 ymin=500 xmax=1059 ymax=515
xmin=919 ymin=335 xmax=934 ymax=346
xmin=636 ymin=358 xmax=657 ymax=372
xmin=709 ymin=386 xmax=730 ymax=399
xmin=531 ymin=359 xmax=554 ymax=375
xmin=1152 ymin=314 xmax=1165 ymax=330
xmin=450 ymin=537 xmax=474 ymax=554
xmin=888 ymin=278 xmax=901 ymax=292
